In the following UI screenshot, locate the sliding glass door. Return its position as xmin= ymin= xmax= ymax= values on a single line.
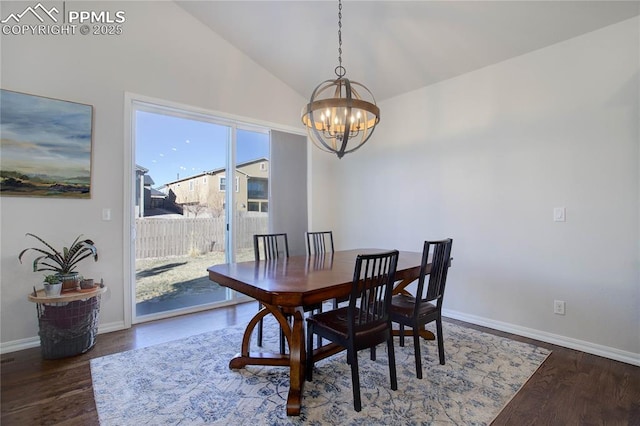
xmin=132 ymin=102 xmax=269 ymax=322
xmin=234 ymin=129 xmax=270 ymax=262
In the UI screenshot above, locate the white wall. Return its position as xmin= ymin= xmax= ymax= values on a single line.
xmin=0 ymin=1 xmax=306 ymax=348
xmin=314 ymin=17 xmax=640 ymax=363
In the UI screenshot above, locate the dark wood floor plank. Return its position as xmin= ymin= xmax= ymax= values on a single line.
xmin=490 ymin=347 xmax=640 ymax=425
xmin=2 ymin=302 xmax=638 ymax=425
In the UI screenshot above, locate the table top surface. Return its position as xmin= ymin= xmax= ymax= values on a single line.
xmin=208 ymin=249 xmax=424 ymax=307
xmin=27 ymin=285 xmax=106 ymax=303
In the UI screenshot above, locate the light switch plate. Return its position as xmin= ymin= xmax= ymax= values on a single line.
xmin=553 ymin=207 xmax=566 ymax=222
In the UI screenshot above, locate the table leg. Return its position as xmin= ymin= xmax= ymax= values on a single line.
xmin=392 ymin=277 xmax=416 ymax=296
xmin=229 ymin=304 xmax=291 ymax=369
xmin=392 ymin=327 xmax=435 ymax=340
xmin=227 ymin=303 xmax=305 ymax=416
xmin=286 ymin=308 xmax=305 ymax=416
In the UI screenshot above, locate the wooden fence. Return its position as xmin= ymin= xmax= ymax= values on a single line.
xmin=135 ymin=214 xmax=267 ymax=259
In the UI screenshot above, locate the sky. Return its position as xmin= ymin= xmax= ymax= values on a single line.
xmin=0 ymin=89 xmax=92 ymax=178
xmin=135 ymin=110 xmax=269 ymax=187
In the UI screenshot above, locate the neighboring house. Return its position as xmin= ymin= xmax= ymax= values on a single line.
xmin=134 ymin=165 xmax=149 ymax=218
xmin=165 ymin=158 xmax=269 ymax=217
xmin=149 ymin=187 xmax=166 ymax=210
xmin=135 ymin=165 xmax=167 ymax=217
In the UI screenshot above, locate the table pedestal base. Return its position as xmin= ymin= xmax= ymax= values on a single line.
xmin=392 ymin=328 xmax=435 ymax=340
xmin=228 ymin=303 xmax=306 ymax=416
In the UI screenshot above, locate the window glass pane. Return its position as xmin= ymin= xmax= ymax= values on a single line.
xmin=236 ymin=129 xmax=269 ymax=261
xmin=248 ymin=178 xmax=268 ymax=199
xmin=134 ymin=108 xmax=230 ymax=320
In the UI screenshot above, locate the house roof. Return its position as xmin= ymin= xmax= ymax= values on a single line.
xmin=150 ymin=187 xmax=165 ymax=198
xmin=165 ymin=157 xmax=269 ymax=185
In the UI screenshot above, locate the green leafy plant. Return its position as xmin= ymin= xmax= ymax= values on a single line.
xmin=18 ymin=233 xmax=98 ymax=275
xmin=43 ymin=274 xmax=61 ymax=285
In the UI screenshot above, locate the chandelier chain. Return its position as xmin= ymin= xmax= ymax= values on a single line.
xmin=336 ymin=0 xmax=345 ymax=78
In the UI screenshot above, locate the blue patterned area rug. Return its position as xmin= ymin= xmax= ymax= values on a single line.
xmin=91 ymin=318 xmax=549 ymax=425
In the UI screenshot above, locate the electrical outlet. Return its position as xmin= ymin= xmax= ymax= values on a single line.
xmin=554 ymin=300 xmax=566 ymax=315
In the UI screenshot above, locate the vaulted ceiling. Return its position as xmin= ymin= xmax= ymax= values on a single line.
xmin=176 ymin=1 xmax=640 ymax=102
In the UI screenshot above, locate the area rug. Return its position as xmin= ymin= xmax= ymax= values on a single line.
xmin=91 ymin=317 xmax=550 ymax=425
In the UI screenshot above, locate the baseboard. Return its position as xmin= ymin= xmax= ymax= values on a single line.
xmin=443 ymin=309 xmax=640 ymax=367
xmin=0 ymin=336 xmax=40 ymax=354
xmin=0 ymin=320 xmax=127 ymax=355
xmin=5 ymin=313 xmax=638 ymax=367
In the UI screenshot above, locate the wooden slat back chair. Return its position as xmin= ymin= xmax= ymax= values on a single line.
xmin=306 ymin=230 xmax=341 ymax=312
xmin=306 ymin=250 xmax=399 ymax=412
xmin=253 ymin=233 xmax=289 ymax=350
xmin=254 ymin=233 xmax=289 ymax=262
xmin=306 ymin=231 xmax=334 ymax=256
xmin=390 ymin=238 xmax=453 ymax=379
xmin=253 ymin=233 xmax=323 ymax=353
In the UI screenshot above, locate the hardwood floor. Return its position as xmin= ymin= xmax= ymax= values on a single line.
xmin=1 ymin=301 xmax=638 ymax=425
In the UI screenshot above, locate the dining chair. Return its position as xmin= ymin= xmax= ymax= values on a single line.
xmin=306 ymin=230 xmax=342 ymax=313
xmin=253 ymin=233 xmax=322 ymax=353
xmin=305 ymin=231 xmax=334 ymax=256
xmin=253 ymin=233 xmax=289 ymax=349
xmin=253 ymin=233 xmax=289 ymax=262
xmin=390 ymin=238 xmax=453 ymax=379
xmin=306 ymin=250 xmax=399 ymax=412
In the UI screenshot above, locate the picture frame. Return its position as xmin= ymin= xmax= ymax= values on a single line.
xmin=0 ymin=89 xmax=93 ymax=198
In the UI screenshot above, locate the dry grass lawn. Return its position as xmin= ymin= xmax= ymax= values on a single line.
xmin=135 ymin=249 xmax=254 ymax=303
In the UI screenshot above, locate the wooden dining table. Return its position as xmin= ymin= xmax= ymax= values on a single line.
xmin=207 ymin=248 xmax=433 ymax=416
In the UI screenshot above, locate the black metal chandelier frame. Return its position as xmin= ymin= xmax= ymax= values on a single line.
xmin=301 ymin=0 xmax=380 ymax=159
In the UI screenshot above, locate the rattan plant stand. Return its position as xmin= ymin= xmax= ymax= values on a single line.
xmin=28 ymin=286 xmax=106 ymax=359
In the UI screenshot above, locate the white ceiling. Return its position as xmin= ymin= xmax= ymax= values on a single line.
xmin=176 ymin=1 xmax=640 ymax=102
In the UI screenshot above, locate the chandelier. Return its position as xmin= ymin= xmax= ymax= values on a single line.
xmin=301 ymin=0 xmax=380 ymax=159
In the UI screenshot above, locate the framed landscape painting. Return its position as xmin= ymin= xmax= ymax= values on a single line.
xmin=0 ymin=89 xmax=93 ymax=198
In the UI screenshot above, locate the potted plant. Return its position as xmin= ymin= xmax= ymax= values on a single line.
xmin=42 ymin=274 xmax=62 ymax=297
xmin=19 ymin=233 xmax=98 ymax=291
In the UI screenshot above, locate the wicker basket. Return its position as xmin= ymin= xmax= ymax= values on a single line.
xmin=35 ymin=294 xmax=101 ymax=359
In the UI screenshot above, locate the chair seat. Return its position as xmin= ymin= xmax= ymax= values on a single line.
xmin=390 ymin=294 xmax=437 ymax=319
xmin=308 ymin=307 xmax=389 ymax=342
